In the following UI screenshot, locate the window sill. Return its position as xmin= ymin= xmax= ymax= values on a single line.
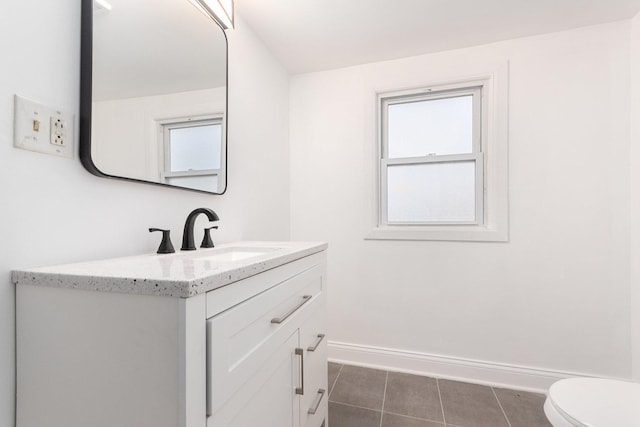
xmin=365 ymin=225 xmax=508 ymax=242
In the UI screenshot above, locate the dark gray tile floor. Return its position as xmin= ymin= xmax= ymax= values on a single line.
xmin=327 ymin=363 xmax=551 ymax=427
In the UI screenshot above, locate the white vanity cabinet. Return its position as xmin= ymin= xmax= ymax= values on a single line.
xmin=206 ymin=257 xmax=327 ymax=427
xmin=14 ymin=242 xmax=328 ymax=427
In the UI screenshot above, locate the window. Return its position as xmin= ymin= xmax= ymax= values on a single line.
xmin=369 ymin=66 xmax=509 ymax=242
xmin=381 ymin=84 xmax=484 ymax=225
xmin=160 ymin=116 xmax=224 ymax=193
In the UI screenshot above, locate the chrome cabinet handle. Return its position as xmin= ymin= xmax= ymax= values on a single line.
xmin=271 ymin=295 xmax=312 ymax=324
xmin=307 ymin=334 xmax=326 ymax=352
xmin=308 ymin=389 xmax=326 ymax=415
xmin=295 ymin=348 xmax=304 ymax=395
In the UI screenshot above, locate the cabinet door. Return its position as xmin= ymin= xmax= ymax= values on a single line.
xmin=208 ymin=331 xmax=301 ymax=427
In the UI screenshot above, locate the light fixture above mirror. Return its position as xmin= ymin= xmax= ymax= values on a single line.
xmin=190 ymin=0 xmax=234 ymax=29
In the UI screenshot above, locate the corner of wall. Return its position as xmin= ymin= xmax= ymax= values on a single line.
xmin=630 ymin=10 xmax=640 ymax=381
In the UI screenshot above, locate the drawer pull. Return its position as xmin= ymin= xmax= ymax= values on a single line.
xmin=308 ymin=389 xmax=326 ymax=415
xmin=307 ymin=334 xmax=326 ymax=352
xmin=295 ymin=348 xmax=304 ymax=395
xmin=271 ymin=295 xmax=312 ymax=324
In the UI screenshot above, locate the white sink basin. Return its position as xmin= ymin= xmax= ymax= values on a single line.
xmin=196 ymin=246 xmax=281 ymax=262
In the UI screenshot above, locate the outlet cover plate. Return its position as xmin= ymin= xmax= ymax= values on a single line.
xmin=13 ymin=95 xmax=74 ymax=159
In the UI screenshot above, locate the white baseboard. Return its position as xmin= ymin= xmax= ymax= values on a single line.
xmin=328 ymin=341 xmax=608 ymax=394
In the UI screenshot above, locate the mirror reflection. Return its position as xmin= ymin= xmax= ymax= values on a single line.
xmin=85 ymin=0 xmax=227 ymax=193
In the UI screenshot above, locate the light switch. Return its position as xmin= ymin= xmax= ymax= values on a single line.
xmin=13 ymin=95 xmax=74 ymax=159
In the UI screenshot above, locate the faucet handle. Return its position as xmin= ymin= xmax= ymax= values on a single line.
xmin=149 ymin=228 xmax=176 ymax=254
xmin=201 ymin=226 xmax=218 ymax=249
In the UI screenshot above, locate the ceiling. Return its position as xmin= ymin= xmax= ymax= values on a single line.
xmin=236 ymin=0 xmax=640 ymax=74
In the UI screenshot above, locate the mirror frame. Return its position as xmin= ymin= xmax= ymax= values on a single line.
xmin=79 ymin=0 xmax=229 ymax=194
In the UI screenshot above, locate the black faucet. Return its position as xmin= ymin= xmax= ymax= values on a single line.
xmin=181 ymin=208 xmax=220 ymax=251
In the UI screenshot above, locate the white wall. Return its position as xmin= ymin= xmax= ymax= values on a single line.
xmin=290 ymin=22 xmax=632 ymax=388
xmin=0 ymin=3 xmax=290 ymax=427
xmin=631 ymin=11 xmax=640 ymax=381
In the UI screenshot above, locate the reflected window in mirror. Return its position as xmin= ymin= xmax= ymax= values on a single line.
xmin=161 ymin=116 xmax=225 ymax=193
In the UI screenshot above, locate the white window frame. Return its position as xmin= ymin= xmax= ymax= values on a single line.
xmin=158 ymin=114 xmax=226 ymax=192
xmin=380 ymin=85 xmax=484 ymax=226
xmin=367 ymin=64 xmax=509 ymax=242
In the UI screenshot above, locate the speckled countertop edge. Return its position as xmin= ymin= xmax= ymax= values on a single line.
xmin=12 ymin=242 xmax=327 ymax=298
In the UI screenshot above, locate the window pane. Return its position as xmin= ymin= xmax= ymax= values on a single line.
xmin=169 ymin=123 xmax=222 ymax=172
xmin=167 ymin=175 xmax=219 ymax=193
xmin=387 ymin=161 xmax=476 ymax=223
xmin=388 ymin=95 xmax=473 ymax=158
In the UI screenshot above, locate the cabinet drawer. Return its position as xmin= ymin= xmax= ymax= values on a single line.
xmin=300 ymin=303 xmax=328 ymax=427
xmin=207 ymin=264 xmax=324 ymax=414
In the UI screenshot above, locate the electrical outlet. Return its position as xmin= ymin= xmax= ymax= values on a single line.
xmin=13 ymin=95 xmax=74 ymax=159
xmin=50 ymin=116 xmax=69 ymax=147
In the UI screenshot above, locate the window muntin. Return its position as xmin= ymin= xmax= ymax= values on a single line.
xmin=380 ymin=84 xmax=484 ymax=226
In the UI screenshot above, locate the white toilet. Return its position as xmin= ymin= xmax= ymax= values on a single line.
xmin=544 ymin=377 xmax=640 ymax=426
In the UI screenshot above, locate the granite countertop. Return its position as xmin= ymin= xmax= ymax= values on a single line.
xmin=12 ymin=241 xmax=327 ymax=298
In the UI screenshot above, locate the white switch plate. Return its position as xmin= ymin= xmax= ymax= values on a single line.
xmin=13 ymin=95 xmax=74 ymax=159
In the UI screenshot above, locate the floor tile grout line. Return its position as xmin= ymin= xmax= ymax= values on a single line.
xmin=328 ymin=363 xmax=344 ymax=398
xmin=328 ymin=401 xmax=376 ymax=411
xmin=382 ymin=410 xmax=446 ymax=425
xmin=491 ymin=386 xmax=513 ymax=427
xmin=328 ymin=400 xmax=383 ymax=414
xmin=329 ymin=400 xmax=448 ymax=425
xmin=436 ymin=378 xmax=448 ymax=427
xmin=326 ymin=402 xmax=452 ymax=427
xmin=379 ymin=371 xmax=389 ymax=427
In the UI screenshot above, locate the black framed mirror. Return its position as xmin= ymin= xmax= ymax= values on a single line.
xmin=80 ymin=0 xmax=228 ymax=194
